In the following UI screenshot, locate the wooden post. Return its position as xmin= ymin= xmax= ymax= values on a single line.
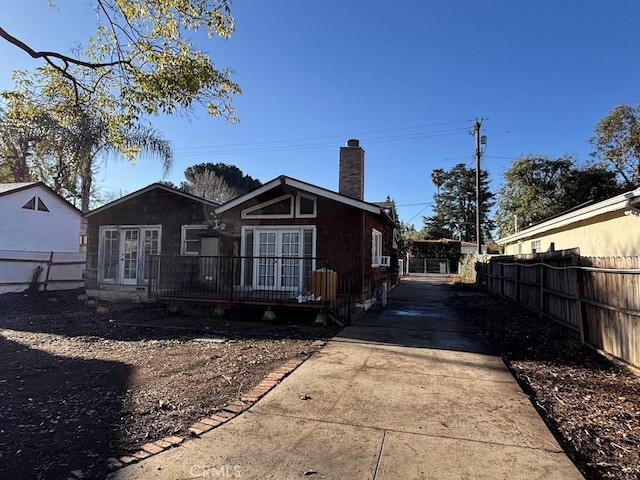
xmin=539 ymin=256 xmax=545 ymax=315
xmin=575 ymin=256 xmax=588 ymax=345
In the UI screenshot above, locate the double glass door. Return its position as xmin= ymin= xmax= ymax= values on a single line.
xmin=100 ymin=227 xmax=160 ymax=285
xmin=256 ymin=230 xmax=300 ymax=290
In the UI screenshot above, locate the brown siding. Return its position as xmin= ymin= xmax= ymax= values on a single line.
xmin=216 ymin=189 xmax=396 ymax=302
xmin=85 ymin=188 xmax=213 ymax=287
xmin=315 ymin=198 xmax=364 ymax=284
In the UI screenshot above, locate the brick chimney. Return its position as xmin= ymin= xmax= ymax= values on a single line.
xmin=339 ymin=139 xmax=364 ymax=200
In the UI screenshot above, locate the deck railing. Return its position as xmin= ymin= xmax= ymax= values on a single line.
xmin=148 ymin=255 xmax=353 ymax=322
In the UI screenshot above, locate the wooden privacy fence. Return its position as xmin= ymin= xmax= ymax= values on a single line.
xmin=479 ymin=249 xmax=640 ymax=368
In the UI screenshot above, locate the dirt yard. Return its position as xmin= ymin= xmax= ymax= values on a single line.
xmin=0 ymin=289 xmax=336 ymax=480
xmin=455 ymin=282 xmax=640 ymax=480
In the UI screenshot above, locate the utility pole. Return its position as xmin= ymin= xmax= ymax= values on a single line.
xmin=474 ymin=119 xmax=482 ymax=255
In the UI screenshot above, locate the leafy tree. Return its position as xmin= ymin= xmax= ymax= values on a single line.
xmin=495 ymin=155 xmax=622 ymax=237
xmin=184 ymin=162 xmax=262 ymax=195
xmin=0 ymin=1 xmax=240 ymax=120
xmin=1 ymin=67 xmax=173 ymax=212
xmin=0 ymin=95 xmax=60 ymax=182
xmin=423 ymin=164 xmax=494 ymax=242
xmin=425 ymin=168 xmax=448 ymax=238
xmin=565 ymin=163 xmax=622 ymax=205
xmin=591 ymin=104 xmax=640 ymax=189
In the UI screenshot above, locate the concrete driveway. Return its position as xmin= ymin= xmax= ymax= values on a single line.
xmin=110 ymin=276 xmax=583 ymax=479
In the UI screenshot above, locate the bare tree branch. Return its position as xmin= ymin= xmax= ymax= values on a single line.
xmin=0 ymin=26 xmax=131 ymax=70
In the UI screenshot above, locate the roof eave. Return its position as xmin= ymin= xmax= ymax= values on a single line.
xmin=84 ymin=183 xmax=220 ymax=218
xmin=215 ymin=176 xmax=385 ymax=216
xmin=497 ymin=188 xmax=640 ymax=245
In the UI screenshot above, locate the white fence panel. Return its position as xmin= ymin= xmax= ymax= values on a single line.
xmin=0 ymin=250 xmax=85 ymax=294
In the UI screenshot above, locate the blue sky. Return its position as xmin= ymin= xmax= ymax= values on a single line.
xmin=1 ymin=1 xmax=639 ymax=227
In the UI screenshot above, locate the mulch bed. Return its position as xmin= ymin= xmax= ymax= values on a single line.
xmin=455 ymin=283 xmax=640 ymax=480
xmin=0 ymin=289 xmax=337 ymax=479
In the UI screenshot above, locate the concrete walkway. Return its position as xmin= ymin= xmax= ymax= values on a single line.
xmin=110 ymin=276 xmax=583 ymax=480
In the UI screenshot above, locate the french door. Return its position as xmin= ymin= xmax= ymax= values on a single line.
xmin=100 ymin=226 xmax=161 ymax=285
xmin=120 ymin=229 xmax=139 ymax=285
xmin=255 ymin=230 xmax=301 ymax=290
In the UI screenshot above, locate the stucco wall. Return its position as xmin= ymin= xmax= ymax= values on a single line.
xmin=0 ymin=186 xmax=81 ymax=253
xmin=503 ymin=211 xmax=640 ymax=256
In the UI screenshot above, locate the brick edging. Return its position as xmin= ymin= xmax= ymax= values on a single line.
xmin=73 ymin=355 xmax=312 ymax=479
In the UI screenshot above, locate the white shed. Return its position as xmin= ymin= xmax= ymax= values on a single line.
xmin=0 ymin=182 xmax=85 ymax=293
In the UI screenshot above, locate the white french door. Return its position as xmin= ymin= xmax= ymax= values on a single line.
xmin=255 ymin=230 xmax=301 ymax=290
xmin=119 ymin=229 xmax=139 ymax=285
xmin=100 ymin=226 xmax=161 ymax=285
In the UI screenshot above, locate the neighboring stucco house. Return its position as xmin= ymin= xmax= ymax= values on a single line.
xmin=84 ymin=140 xmax=399 ymax=318
xmin=0 ymin=182 xmax=84 ymax=293
xmin=497 ymin=188 xmax=640 ymax=256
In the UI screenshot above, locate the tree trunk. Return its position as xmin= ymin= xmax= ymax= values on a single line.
xmin=79 ymin=153 xmax=93 ymax=213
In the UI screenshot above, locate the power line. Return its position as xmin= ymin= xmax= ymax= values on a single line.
xmin=171 ymin=128 xmax=470 ymax=158
xmin=171 ymin=120 xmax=473 ymax=152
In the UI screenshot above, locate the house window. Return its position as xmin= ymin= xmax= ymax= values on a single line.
xmin=181 ymin=225 xmax=207 ymax=255
xmin=372 ymin=229 xmax=382 ymax=266
xmin=531 ymin=239 xmax=541 ymax=253
xmin=22 ymin=196 xmax=49 ymax=212
xmin=242 ymin=195 xmax=294 ymax=219
xmin=296 ymin=195 xmax=316 ymax=217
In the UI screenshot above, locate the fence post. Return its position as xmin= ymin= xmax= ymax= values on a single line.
xmin=539 ymin=257 xmax=545 ymax=314
xmin=514 ymin=262 xmax=520 ymax=303
xmin=574 ymin=257 xmax=587 ymax=344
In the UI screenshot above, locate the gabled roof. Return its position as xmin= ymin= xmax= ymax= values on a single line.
xmin=497 ymin=187 xmax=640 ymax=245
xmin=215 ymin=175 xmax=393 ymax=220
xmin=0 ymin=181 xmax=82 ymax=215
xmin=84 ymin=183 xmax=221 ymax=218
xmin=0 ymin=182 xmax=38 ymax=195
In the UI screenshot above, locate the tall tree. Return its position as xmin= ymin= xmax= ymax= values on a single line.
xmin=0 ymin=1 xmax=240 ymax=120
xmin=0 ymin=94 xmax=59 ymax=182
xmin=2 ymin=67 xmax=173 ymax=212
xmin=423 ymin=163 xmax=494 ymax=242
xmin=184 ymin=163 xmax=262 ymax=195
xmin=495 ymin=155 xmax=622 ymax=237
xmin=430 ymin=168 xmax=446 ymax=196
xmin=591 ymin=104 xmax=640 ymax=189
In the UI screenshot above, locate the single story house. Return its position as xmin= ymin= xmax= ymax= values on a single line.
xmin=497 ymin=188 xmax=640 ymax=256
xmin=0 ymin=182 xmax=84 ymax=293
xmin=83 ymin=183 xmax=222 ymax=301
xmin=84 ymin=140 xmax=399 ymax=320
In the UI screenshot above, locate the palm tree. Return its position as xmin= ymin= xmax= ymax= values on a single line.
xmin=4 ymin=67 xmax=173 ymax=211
xmin=70 ymin=109 xmax=173 ymax=212
xmin=430 ymin=168 xmax=446 ymax=196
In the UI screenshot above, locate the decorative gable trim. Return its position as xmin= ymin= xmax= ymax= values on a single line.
xmin=241 ymin=194 xmax=294 ymax=219
xmin=215 ymin=176 xmax=381 ymax=216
